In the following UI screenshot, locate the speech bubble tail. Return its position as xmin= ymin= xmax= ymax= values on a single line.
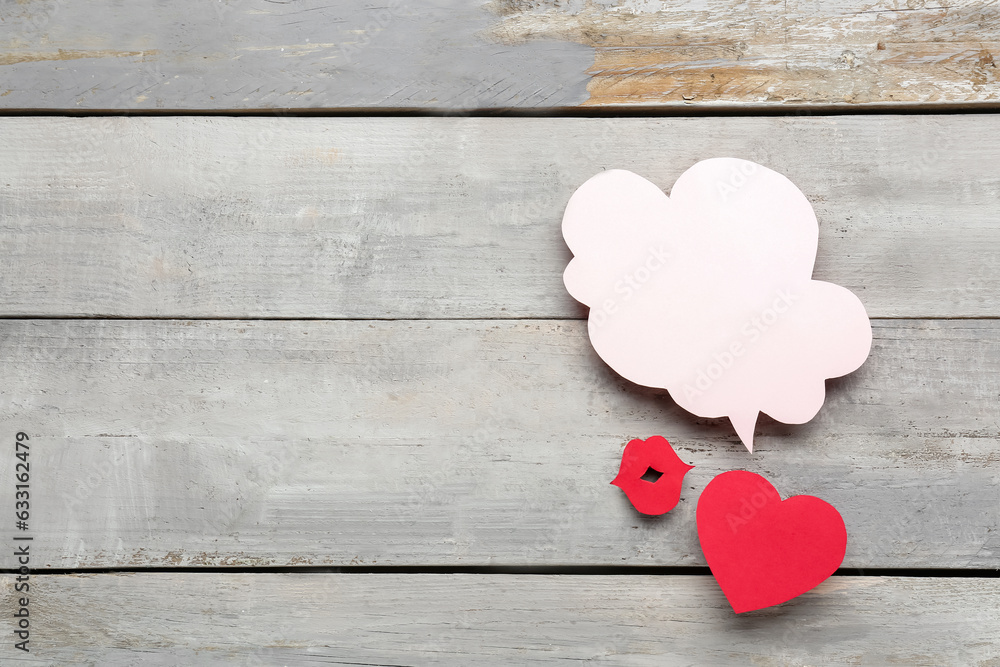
xmin=730 ymin=411 xmax=759 ymax=453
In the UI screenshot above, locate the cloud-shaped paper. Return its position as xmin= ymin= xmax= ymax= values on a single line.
xmin=563 ymin=159 xmax=872 ymax=452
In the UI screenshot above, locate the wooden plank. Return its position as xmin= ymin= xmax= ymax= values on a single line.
xmin=2 ymin=115 xmax=999 ymax=319
xmin=495 ymin=0 xmax=1000 ymax=109
xmin=0 ymin=1 xmax=998 ymax=110
xmin=1 ymin=573 xmax=997 ymax=664
xmin=1 ymin=318 xmax=997 ymax=569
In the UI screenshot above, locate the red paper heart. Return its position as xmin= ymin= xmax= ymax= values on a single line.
xmin=696 ymin=471 xmax=846 ymax=613
xmin=611 ymin=436 xmax=693 ymax=515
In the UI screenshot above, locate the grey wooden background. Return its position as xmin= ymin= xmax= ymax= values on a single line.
xmin=1 ymin=2 xmax=999 ymax=665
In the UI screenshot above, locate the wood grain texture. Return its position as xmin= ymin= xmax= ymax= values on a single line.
xmin=489 ymin=0 xmax=1000 ymax=108
xmin=1 ymin=573 xmax=997 ymax=665
xmin=1 ymin=318 xmax=997 ymax=569
xmin=0 ymin=0 xmax=594 ymax=111
xmin=2 ymin=115 xmax=999 ymax=319
xmin=0 ymin=1 xmax=998 ymax=110
xmin=0 ymin=0 xmax=595 ymax=111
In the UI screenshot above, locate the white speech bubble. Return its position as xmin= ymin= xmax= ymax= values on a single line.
xmin=562 ymin=159 xmax=872 ymax=452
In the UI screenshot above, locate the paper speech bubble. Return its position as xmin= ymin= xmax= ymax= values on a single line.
xmin=562 ymin=159 xmax=872 ymax=452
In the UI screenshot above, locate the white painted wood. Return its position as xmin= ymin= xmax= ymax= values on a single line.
xmin=0 ymin=0 xmax=593 ymax=110
xmin=1 ymin=1 xmax=998 ymax=109
xmin=1 ymin=116 xmax=998 ymax=318
xmin=1 ymin=573 xmax=997 ymax=665
xmin=1 ymin=318 xmax=996 ymax=569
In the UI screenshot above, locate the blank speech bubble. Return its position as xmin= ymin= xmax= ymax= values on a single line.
xmin=562 ymin=158 xmax=872 ymax=452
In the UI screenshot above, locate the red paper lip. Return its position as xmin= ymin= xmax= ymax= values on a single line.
xmin=611 ymin=436 xmax=694 ymax=515
xmin=696 ymin=470 xmax=847 ymax=614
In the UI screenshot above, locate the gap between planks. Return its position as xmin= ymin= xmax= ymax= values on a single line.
xmin=3 ymin=104 xmax=1000 ymax=117
xmin=1 ymin=566 xmax=998 ymax=577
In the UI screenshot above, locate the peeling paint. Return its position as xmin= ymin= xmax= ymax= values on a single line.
xmin=0 ymin=48 xmax=157 ymax=67
xmin=485 ymin=0 xmax=1000 ymax=106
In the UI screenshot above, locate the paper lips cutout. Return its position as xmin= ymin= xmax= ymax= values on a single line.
xmin=611 ymin=436 xmax=693 ymax=515
xmin=562 ymin=159 xmax=872 ymax=451
xmin=696 ymin=471 xmax=847 ymax=613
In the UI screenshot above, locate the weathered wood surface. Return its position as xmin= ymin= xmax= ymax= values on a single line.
xmin=1 ymin=573 xmax=997 ymax=665
xmin=0 ymin=1 xmax=998 ymax=110
xmin=2 ymin=115 xmax=998 ymax=319
xmin=1 ymin=318 xmax=997 ymax=570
